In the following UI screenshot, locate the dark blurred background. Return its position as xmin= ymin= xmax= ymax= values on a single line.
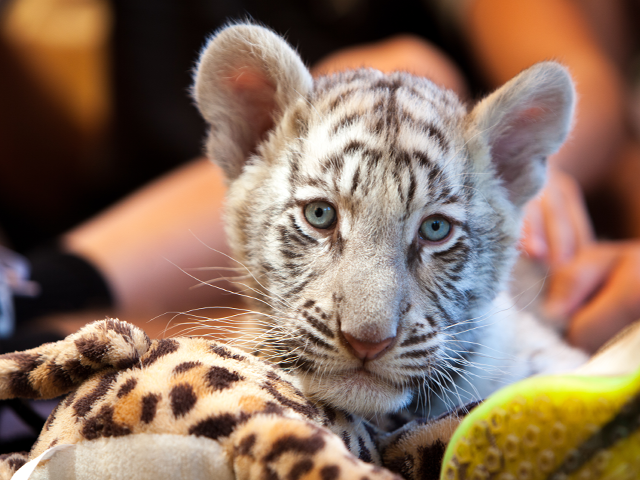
xmin=0 ymin=0 xmax=470 ymax=254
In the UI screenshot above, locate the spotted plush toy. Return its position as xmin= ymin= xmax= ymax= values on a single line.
xmin=2 ymin=319 xmax=640 ymax=480
xmin=0 ymin=319 xmax=463 ymax=480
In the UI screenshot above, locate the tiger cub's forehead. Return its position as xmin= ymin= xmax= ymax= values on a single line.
xmin=280 ymin=70 xmax=471 ymax=218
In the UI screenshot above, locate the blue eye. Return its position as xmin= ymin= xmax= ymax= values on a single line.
xmin=304 ymin=202 xmax=337 ymax=229
xmin=419 ymin=216 xmax=451 ymax=242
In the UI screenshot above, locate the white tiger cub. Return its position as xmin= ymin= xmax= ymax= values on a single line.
xmin=193 ymin=24 xmax=587 ymax=419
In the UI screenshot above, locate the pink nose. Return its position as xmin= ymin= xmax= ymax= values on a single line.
xmin=342 ymin=332 xmax=395 ymax=361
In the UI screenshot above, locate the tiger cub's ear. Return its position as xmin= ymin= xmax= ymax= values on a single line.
xmin=466 ymin=62 xmax=576 ymax=208
xmin=193 ymin=24 xmax=313 ymax=181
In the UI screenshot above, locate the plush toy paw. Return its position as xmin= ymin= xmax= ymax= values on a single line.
xmin=0 ymin=318 xmax=151 ymax=400
xmin=0 ymin=319 xmax=412 ymax=480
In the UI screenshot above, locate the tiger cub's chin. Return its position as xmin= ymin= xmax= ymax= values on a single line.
xmin=300 ymin=369 xmax=412 ymax=417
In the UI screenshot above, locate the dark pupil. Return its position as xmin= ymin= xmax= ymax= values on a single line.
xmin=314 ymin=207 xmax=324 ymax=218
xmin=431 ymin=221 xmax=441 ymax=231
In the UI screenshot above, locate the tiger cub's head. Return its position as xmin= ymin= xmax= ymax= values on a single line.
xmin=193 ymin=24 xmax=575 ymax=416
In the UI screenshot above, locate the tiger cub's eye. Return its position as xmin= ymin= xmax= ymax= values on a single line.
xmin=304 ymin=201 xmax=337 ymax=229
xmin=419 ymin=216 xmax=451 ymax=242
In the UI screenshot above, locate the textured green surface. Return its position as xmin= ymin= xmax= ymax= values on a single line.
xmin=441 ymin=369 xmax=640 ymax=479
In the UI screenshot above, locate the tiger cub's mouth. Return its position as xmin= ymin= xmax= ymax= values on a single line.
xmin=300 ymin=365 xmax=412 ymax=417
xmin=350 ymin=366 xmax=376 ymax=377
xmin=296 ymin=346 xmax=422 ymax=416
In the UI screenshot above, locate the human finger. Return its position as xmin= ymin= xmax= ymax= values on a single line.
xmin=558 ymin=171 xmax=594 ymax=252
xmin=541 ymin=170 xmax=593 ymax=266
xmin=543 ymin=244 xmax=618 ymax=324
xmin=521 ymin=197 xmax=548 ymax=261
xmin=540 ymin=180 xmax=575 ymax=266
xmin=566 ymin=244 xmax=640 ymax=353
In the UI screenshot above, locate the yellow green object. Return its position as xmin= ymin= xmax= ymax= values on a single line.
xmin=441 ymin=367 xmax=640 ymax=480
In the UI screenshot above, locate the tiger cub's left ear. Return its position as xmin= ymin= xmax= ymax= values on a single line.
xmin=193 ymin=24 xmax=312 ymax=181
xmin=466 ymin=62 xmax=576 ymax=208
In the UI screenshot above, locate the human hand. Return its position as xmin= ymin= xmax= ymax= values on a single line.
xmin=521 ymin=168 xmax=594 ymax=266
xmin=544 ymin=242 xmax=640 ymax=353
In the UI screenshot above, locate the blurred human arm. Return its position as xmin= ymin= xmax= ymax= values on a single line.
xmin=311 ymin=34 xmax=467 ymax=96
xmin=62 ymin=158 xmax=232 ymax=317
xmin=464 ymin=0 xmax=624 ymax=191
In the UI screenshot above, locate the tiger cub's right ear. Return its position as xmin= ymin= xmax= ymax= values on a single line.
xmin=193 ymin=24 xmax=313 ymax=181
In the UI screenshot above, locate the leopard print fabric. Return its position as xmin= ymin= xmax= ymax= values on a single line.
xmin=0 ymin=319 xmax=459 ymax=480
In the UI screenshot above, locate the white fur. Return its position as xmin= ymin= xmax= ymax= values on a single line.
xmin=194 ymin=24 xmax=586 ymax=417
